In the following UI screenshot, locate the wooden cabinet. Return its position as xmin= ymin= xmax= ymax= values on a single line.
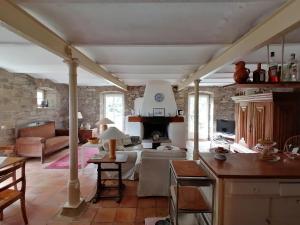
xmin=78 ymin=129 xmax=93 ymax=143
xmin=250 ymin=102 xmax=273 ymax=147
xmin=235 ymin=103 xmax=249 ymax=144
xmin=223 ymin=179 xmax=300 ymax=225
xmin=270 ymin=198 xmax=300 ymax=225
xmin=224 ymin=197 xmax=270 ymax=225
xmin=233 ymin=92 xmax=300 ymax=149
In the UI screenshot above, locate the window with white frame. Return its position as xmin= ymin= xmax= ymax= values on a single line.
xmin=103 ymin=93 xmax=125 ymax=131
xmin=188 ymin=93 xmax=212 ymax=140
xmin=36 ymin=89 xmax=45 ymax=107
xmin=36 ymin=87 xmax=57 ymax=108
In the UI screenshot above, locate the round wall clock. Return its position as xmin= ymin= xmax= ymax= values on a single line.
xmin=154 ymin=93 xmax=164 ymax=102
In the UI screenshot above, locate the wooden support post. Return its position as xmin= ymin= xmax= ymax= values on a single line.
xmin=193 ymin=79 xmax=200 ymax=160
xmin=61 ymin=58 xmax=85 ymax=217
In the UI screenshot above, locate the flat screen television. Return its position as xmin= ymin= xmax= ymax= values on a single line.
xmin=216 ymin=119 xmax=235 ymax=134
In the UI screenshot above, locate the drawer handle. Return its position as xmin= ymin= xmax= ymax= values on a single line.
xmin=265 ymin=218 xmax=271 ymax=225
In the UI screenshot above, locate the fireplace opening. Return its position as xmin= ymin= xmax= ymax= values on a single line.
xmin=142 ymin=117 xmax=169 ymax=141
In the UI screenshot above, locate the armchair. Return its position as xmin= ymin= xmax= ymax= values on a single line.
xmin=0 ymin=159 xmax=28 ymax=224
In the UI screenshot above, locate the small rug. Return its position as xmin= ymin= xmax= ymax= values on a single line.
xmin=45 ymin=147 xmax=99 ymax=169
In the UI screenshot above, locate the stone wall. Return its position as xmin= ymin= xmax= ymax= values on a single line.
xmin=176 ymin=86 xmax=236 ymax=138
xmin=78 ymin=84 xmax=236 ymax=131
xmin=77 ymin=86 xmax=145 ymax=128
xmin=178 ymin=86 xmax=236 ymax=122
xmin=0 ymin=68 xmax=236 ymax=145
xmin=0 ymin=69 xmax=68 ymax=145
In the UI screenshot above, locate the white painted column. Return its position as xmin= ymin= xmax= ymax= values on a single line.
xmin=61 ymin=58 xmax=85 ymax=216
xmin=193 ymin=79 xmax=200 ymax=160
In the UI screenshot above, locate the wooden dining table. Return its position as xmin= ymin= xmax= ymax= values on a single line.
xmin=0 ymin=156 xmax=26 ymax=191
xmin=0 ymin=156 xmax=25 ymax=169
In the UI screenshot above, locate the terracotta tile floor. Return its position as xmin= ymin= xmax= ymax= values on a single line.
xmin=1 ymin=149 xmax=169 ymax=225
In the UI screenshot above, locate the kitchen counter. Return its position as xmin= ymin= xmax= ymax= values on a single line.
xmin=199 ymin=153 xmax=300 ymax=179
xmin=197 ymin=153 xmax=300 ymax=225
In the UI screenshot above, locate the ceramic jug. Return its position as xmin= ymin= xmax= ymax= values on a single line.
xmin=234 ymin=61 xmax=250 ymax=83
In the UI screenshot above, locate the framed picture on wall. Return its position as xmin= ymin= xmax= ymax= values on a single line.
xmin=153 ymin=108 xmax=165 ymax=117
xmin=177 ymin=109 xmax=184 ymax=116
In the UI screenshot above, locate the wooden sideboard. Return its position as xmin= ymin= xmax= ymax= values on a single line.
xmin=232 ymin=92 xmax=300 ymax=149
xmin=55 ymin=128 xmax=93 ymax=143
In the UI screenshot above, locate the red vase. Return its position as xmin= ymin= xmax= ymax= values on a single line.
xmin=234 ymin=61 xmax=250 ymax=83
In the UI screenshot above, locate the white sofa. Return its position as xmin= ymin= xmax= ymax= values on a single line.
xmin=100 ymin=136 xmax=143 ymax=180
xmin=137 ymin=149 xmax=187 ymax=197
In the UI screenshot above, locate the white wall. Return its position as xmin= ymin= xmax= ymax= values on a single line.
xmin=134 ymin=97 xmax=143 ymax=115
xmin=141 ymin=80 xmax=177 ymax=116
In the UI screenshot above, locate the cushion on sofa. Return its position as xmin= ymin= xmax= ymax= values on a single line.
xmin=19 ymin=122 xmax=55 ymax=139
xmin=45 ymin=136 xmax=69 ymax=154
xmin=123 ymin=135 xmax=132 ymax=146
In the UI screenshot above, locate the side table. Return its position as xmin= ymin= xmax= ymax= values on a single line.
xmin=78 ymin=129 xmax=93 ymax=143
xmin=88 ymin=153 xmax=128 ymax=203
xmin=0 ymin=145 xmax=16 ymax=156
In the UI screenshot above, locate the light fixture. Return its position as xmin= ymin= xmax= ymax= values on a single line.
xmin=100 ymin=127 xmax=125 ymax=159
xmin=78 ymin=112 xmax=83 ymax=119
xmin=96 ymin=118 xmax=114 ymax=132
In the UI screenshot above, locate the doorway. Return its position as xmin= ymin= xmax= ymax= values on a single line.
xmin=188 ymin=93 xmax=212 ymax=140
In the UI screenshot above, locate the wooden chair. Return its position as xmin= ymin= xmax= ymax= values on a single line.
xmin=0 ymin=160 xmax=28 ymax=224
xmin=283 ymin=135 xmax=300 ymax=152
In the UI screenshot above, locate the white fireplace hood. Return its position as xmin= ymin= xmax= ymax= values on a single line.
xmin=140 ymin=80 xmax=177 ymax=117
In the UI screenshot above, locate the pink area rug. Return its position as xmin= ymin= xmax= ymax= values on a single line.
xmin=45 ymin=147 xmax=99 ymax=169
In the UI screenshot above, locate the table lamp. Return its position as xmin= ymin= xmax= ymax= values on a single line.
xmin=78 ymin=112 xmax=83 ymax=128
xmin=96 ymin=118 xmax=114 ymax=133
xmin=100 ymin=127 xmax=125 ymax=159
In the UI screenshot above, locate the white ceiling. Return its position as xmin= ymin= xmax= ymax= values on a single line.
xmin=0 ymin=27 xmax=111 ymax=86
xmin=1 ymin=0 xmax=296 ymax=87
xmin=17 ymin=1 xmax=283 ymax=45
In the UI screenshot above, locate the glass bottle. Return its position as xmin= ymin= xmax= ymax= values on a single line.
xmin=268 ymin=52 xmax=278 ymax=83
xmin=276 ymin=66 xmax=281 ymax=83
xmin=253 ymin=63 xmax=266 ymax=83
xmin=289 ymin=53 xmax=298 ymax=81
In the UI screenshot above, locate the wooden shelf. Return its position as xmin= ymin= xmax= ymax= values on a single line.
xmin=128 ymin=116 xmax=184 ymax=122
xmin=225 ymin=82 xmax=300 ymax=88
xmin=170 ymin=186 xmax=211 ymax=213
xmin=171 ymin=160 xmax=207 ymax=178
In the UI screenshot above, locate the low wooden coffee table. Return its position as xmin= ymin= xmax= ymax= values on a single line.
xmin=88 ymin=153 xmax=128 ymax=203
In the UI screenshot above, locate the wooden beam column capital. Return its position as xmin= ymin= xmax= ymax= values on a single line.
xmin=194 ymin=79 xmax=200 ymax=86
xmin=64 ymin=58 xmax=79 ymax=66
